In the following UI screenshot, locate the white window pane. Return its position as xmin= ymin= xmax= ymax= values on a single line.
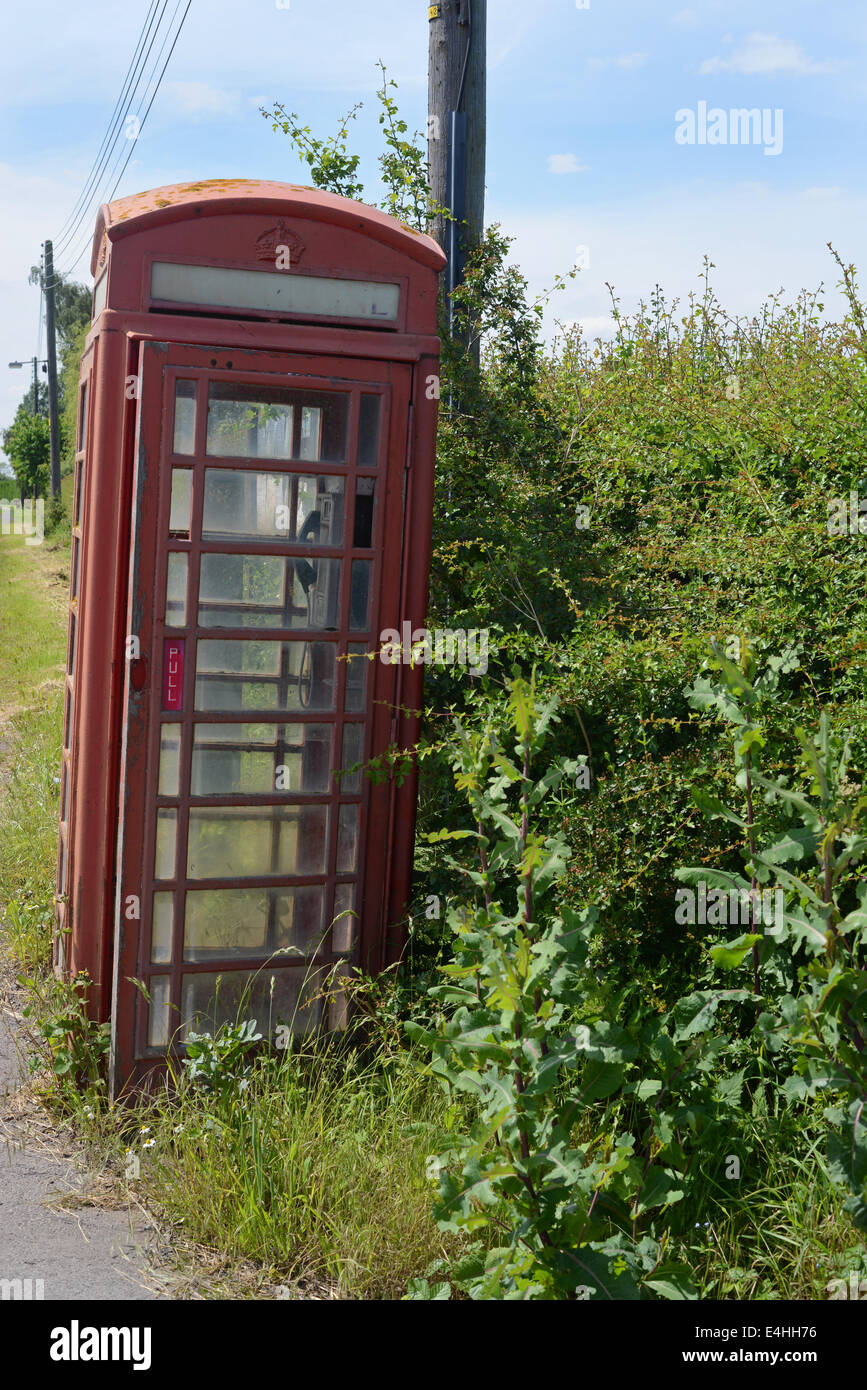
xmin=187 ymin=805 xmax=329 ymax=878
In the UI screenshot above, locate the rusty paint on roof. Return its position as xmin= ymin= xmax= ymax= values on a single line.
xmin=109 ymin=180 xmax=327 ymax=222
xmin=94 ymin=179 xmax=446 ymax=275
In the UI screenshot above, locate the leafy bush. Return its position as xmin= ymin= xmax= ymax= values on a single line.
xmin=408 ymin=677 xmax=754 ymax=1299
xmin=678 ymin=644 xmax=867 ymax=1232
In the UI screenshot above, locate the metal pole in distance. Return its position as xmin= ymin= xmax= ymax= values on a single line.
xmin=43 ymin=241 xmax=61 ymax=499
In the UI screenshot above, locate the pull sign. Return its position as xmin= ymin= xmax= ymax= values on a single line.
xmin=162 ymin=639 xmax=185 ymax=712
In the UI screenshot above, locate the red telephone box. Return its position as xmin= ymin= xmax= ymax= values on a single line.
xmin=57 ymin=180 xmax=445 ymax=1093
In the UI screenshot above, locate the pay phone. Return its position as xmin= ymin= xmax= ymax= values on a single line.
xmin=58 ymin=180 xmax=444 ymax=1092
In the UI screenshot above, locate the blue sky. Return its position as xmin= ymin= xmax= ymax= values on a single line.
xmin=2 ymin=0 xmax=865 ymax=463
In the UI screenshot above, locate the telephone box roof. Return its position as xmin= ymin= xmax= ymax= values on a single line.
xmin=91 ymin=179 xmax=446 ymax=277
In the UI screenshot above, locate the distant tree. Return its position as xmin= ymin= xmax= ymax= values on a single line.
xmin=2 ymin=405 xmax=50 ymax=498
xmin=60 ymin=321 xmax=89 ymax=474
xmin=28 ymin=265 xmax=91 ymax=350
xmin=10 ymin=376 xmax=50 ymax=418
xmin=27 ymin=264 xmax=92 ymax=476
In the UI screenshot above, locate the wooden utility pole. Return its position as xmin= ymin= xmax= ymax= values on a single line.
xmin=428 ymin=0 xmax=486 ymax=332
xmin=43 ymin=240 xmax=61 ymax=500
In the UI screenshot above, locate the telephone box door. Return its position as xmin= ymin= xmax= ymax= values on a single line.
xmin=111 ymin=340 xmax=412 ymax=1089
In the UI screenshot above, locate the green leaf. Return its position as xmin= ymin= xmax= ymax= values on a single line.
xmin=826 ymin=1116 xmax=867 ymax=1230
xmin=714 ymin=1068 xmax=745 ymax=1107
xmin=633 ymin=1167 xmax=685 ymax=1215
xmin=404 ymin=1278 xmax=452 ymax=1300
xmin=626 ymin=1078 xmax=664 ymax=1102
xmin=751 ymin=858 xmax=825 ymax=911
xmin=759 ymin=828 xmax=819 ymax=865
xmin=551 ymin=1247 xmax=641 ymax=1301
xmin=674 ymin=867 xmax=751 ymax=893
xmin=749 ymin=771 xmax=822 ymax=829
xmin=644 ymin=1266 xmax=699 ymax=1300
xmin=690 ymin=788 xmax=745 ymax=827
xmin=670 ymin=991 xmax=725 ymax=1041
xmin=578 ymin=1060 xmax=625 ymax=1102
xmin=709 ymin=934 xmax=761 ymax=970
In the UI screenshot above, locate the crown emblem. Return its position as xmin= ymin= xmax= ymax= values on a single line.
xmin=255 ymin=220 xmax=305 ymax=266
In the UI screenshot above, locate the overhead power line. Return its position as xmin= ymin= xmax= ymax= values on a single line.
xmin=49 ymin=0 xmax=193 ymax=284
xmin=104 ymin=0 xmax=191 ymax=208
xmin=53 ymin=0 xmax=164 ymax=253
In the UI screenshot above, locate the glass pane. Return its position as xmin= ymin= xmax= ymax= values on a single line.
xmin=183 ymin=885 xmax=326 ymax=960
xmin=151 ymin=893 xmax=174 ymax=964
xmin=192 ymin=723 xmax=332 ymax=795
xmin=68 ymin=614 xmax=76 ymax=675
xmin=299 ymin=406 xmax=321 ymax=460
xmin=179 ymin=967 xmax=323 ymax=1041
xmin=74 ymin=460 xmax=83 ymax=527
xmin=147 ymin=976 xmax=172 ymax=1048
xmin=206 ymin=384 xmax=348 ymax=462
xmin=358 ymin=393 xmax=381 ymax=467
xmin=187 ymin=805 xmax=329 ymax=878
xmin=198 ymin=553 xmax=341 ymax=631
xmin=349 ymin=560 xmax=371 ymax=631
xmin=154 ymin=809 xmax=177 ymax=880
xmin=195 ymin=640 xmax=337 ymax=713
xmin=344 ymin=644 xmax=369 ymax=712
xmin=151 ymin=262 xmax=399 ymax=322
xmin=353 ymin=477 xmax=375 ymax=548
xmin=71 ymin=536 xmax=80 ymax=598
xmin=332 ymin=883 xmax=357 ymax=953
xmin=202 ymin=471 xmax=345 ymax=546
xmin=158 ymin=723 xmax=181 ymax=796
xmin=340 ymin=724 xmax=363 ymax=793
xmin=169 ymin=469 xmax=193 ymax=536
xmin=77 ymin=381 xmax=88 ymax=452
xmin=92 ymin=272 xmax=107 ymax=320
xmin=336 ymin=803 xmax=359 ymax=874
xmin=173 ymin=380 xmax=197 ymax=455
xmin=165 ymin=552 xmax=188 ymax=627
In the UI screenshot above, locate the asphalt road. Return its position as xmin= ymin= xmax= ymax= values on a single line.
xmin=0 ymin=971 xmax=156 ymax=1302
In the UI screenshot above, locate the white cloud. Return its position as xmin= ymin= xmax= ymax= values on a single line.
xmin=547 ymin=154 xmax=589 ymax=175
xmin=671 ymin=9 xmax=699 ymax=29
xmin=563 ymin=315 xmax=616 ymax=340
xmin=617 ymin=53 xmax=648 ymax=71
xmin=699 ymin=32 xmax=838 ymax=77
xmin=165 ymin=82 xmax=242 ymax=118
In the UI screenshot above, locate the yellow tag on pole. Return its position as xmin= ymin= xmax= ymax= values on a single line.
xmin=429 ymin=4 xmax=440 ymax=17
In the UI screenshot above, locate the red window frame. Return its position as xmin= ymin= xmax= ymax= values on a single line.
xmin=111 ymin=340 xmax=412 ymax=1086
